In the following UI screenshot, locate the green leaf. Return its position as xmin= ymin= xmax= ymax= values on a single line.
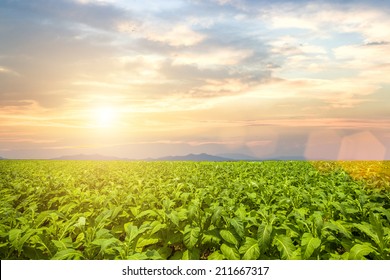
xmin=168 ymin=211 xmax=180 ymax=227
xmin=328 ymin=220 xmax=352 ymax=239
xmin=52 ymin=249 xmax=84 ymax=260
xmin=202 ymin=229 xmax=221 ymax=245
xmin=150 ymin=221 xmax=167 ymax=236
xmin=52 ymin=237 xmax=73 ymax=250
xmin=157 ymin=247 xmax=172 ymax=259
xmin=353 ymin=223 xmax=380 ymax=247
xmin=95 ymin=228 xmax=112 ymax=239
xmin=124 ymin=223 xmax=139 ymax=243
xmin=369 ymin=212 xmax=384 ymax=248
xmin=183 ymin=226 xmax=200 ymax=249
xmin=211 ymin=206 xmax=223 ymax=224
xmin=220 ymin=229 xmax=239 ymax=246
xmin=257 ymin=224 xmax=272 ymax=249
xmin=136 ymin=237 xmax=160 ymax=251
xmin=230 ymin=217 xmax=244 ymax=238
xmin=182 ymin=248 xmax=200 ymax=260
xmin=145 ymin=249 xmax=164 ymax=260
xmin=111 ymin=206 xmax=122 ymax=220
xmin=208 ymin=251 xmax=225 ymax=260
xmin=348 ymin=244 xmax=375 ymax=260
xmin=220 ymin=243 xmax=240 ymax=260
xmin=92 ymin=237 xmax=119 ymax=253
xmin=9 ymin=229 xmax=22 ymax=247
xmin=127 ymin=252 xmax=148 ymax=260
xmin=75 ymin=232 xmax=85 ymax=243
xmin=136 ymin=209 xmax=158 ymax=219
xmin=301 ymin=232 xmax=321 ymax=260
xmin=239 ymin=237 xmax=260 ymax=260
xmin=273 ymin=235 xmax=295 ymax=260
xmin=188 ymin=204 xmax=199 ymax=221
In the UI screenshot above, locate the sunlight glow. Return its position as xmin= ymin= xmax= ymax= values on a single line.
xmin=95 ymin=107 xmax=116 ymax=127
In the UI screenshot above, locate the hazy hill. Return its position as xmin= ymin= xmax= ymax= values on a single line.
xmin=42 ymin=153 xmax=308 ymax=161
xmin=51 ymin=154 xmax=125 ymax=160
xmin=216 ymin=153 xmax=260 ymax=160
xmin=154 ymin=153 xmax=232 ymax=161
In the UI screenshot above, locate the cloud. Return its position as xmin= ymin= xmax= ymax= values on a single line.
xmin=144 ymin=24 xmax=206 ymax=47
xmin=0 ymin=66 xmax=20 ymax=76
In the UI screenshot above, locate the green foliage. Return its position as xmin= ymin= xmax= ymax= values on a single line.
xmin=0 ymin=160 xmax=389 ymax=259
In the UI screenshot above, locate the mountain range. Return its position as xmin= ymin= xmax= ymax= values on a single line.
xmin=50 ymin=153 xmax=236 ymax=161
xmin=47 ymin=153 xmax=306 ymax=161
xmin=0 ymin=153 xmax=309 ymax=161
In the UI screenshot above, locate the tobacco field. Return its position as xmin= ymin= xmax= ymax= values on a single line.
xmin=0 ymin=160 xmax=389 ymax=260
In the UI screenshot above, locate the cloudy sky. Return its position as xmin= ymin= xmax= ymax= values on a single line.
xmin=1 ymin=0 xmax=389 ymax=159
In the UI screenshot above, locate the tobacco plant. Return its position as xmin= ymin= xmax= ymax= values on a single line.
xmin=0 ymin=160 xmax=389 ymax=260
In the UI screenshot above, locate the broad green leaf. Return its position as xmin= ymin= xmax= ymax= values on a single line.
xmin=127 ymin=252 xmax=148 ymax=260
xmin=202 ymin=229 xmax=221 ymax=245
xmin=130 ymin=207 xmax=140 ymax=217
xmin=230 ymin=217 xmax=244 ymax=238
xmin=257 ymin=224 xmax=272 ymax=249
xmin=52 ymin=237 xmax=73 ymax=250
xmin=273 ymin=235 xmax=295 ymax=260
xmin=136 ymin=209 xmax=158 ymax=219
xmin=220 ymin=243 xmax=240 ymax=260
xmin=182 ymin=248 xmax=200 ymax=260
xmin=348 ymin=244 xmax=375 ymax=260
xmin=145 ymin=249 xmax=164 ymax=260
xmin=220 ymin=229 xmax=239 ymax=246
xmin=75 ymin=232 xmax=85 ymax=243
xmin=111 ymin=206 xmax=122 ymax=220
xmin=369 ymin=212 xmax=384 ymax=247
xmin=124 ymin=223 xmax=139 ymax=243
xmin=211 ymin=206 xmax=223 ymax=224
xmin=94 ymin=210 xmax=111 ymax=226
xmin=328 ymin=220 xmax=352 ymax=239
xmin=301 ymin=233 xmax=321 ymax=260
xmin=188 ymin=204 xmax=198 ymax=221
xmin=208 ymin=250 xmax=225 ymax=260
xmin=52 ymin=249 xmax=84 ymax=260
xmin=235 ymin=205 xmax=247 ymax=220
xmin=239 ymin=237 xmax=260 ymax=260
xmin=353 ymin=223 xmax=380 ymax=247
xmin=168 ymin=211 xmax=180 ymax=227
xmin=150 ymin=221 xmax=167 ymax=236
xmin=157 ymin=247 xmax=172 ymax=259
xmin=95 ymin=228 xmax=112 ymax=239
xmin=136 ymin=237 xmax=160 ymax=252
xmin=183 ymin=226 xmax=200 ymax=249
xmin=13 ymin=229 xmax=36 ymax=253
xmin=9 ymin=229 xmax=22 ymax=247
xmin=92 ymin=237 xmax=119 ymax=253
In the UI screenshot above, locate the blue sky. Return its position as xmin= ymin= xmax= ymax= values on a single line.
xmin=0 ymin=0 xmax=389 ymax=159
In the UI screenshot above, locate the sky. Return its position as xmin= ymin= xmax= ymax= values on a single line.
xmin=0 ymin=0 xmax=389 ymax=160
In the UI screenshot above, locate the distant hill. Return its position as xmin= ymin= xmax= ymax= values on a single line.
xmin=216 ymin=153 xmax=260 ymax=161
xmin=154 ymin=153 xmax=232 ymax=161
xmin=264 ymin=156 xmax=307 ymax=161
xmin=41 ymin=153 xmax=309 ymax=161
xmin=0 ymin=156 xmax=6 ymax=160
xmin=51 ymin=154 xmax=125 ymax=160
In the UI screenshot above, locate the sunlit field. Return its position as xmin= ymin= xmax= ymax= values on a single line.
xmin=0 ymin=160 xmax=389 ymax=260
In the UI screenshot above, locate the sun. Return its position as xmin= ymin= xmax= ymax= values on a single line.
xmin=95 ymin=107 xmax=116 ymax=127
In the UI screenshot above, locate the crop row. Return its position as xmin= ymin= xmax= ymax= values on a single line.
xmin=0 ymin=160 xmax=389 ymax=259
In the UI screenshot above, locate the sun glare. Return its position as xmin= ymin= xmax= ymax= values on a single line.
xmin=95 ymin=107 xmax=116 ymax=127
